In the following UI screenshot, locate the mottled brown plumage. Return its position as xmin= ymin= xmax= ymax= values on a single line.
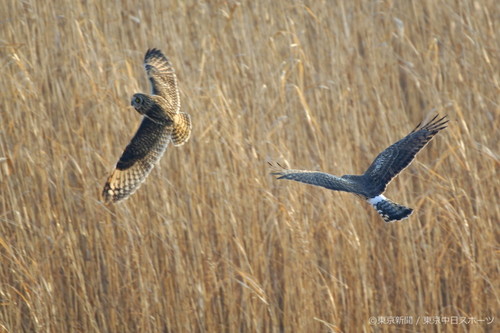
xmin=102 ymin=49 xmax=191 ymax=204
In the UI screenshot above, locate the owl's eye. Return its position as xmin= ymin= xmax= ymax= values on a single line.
xmin=134 ymin=97 xmax=142 ymax=104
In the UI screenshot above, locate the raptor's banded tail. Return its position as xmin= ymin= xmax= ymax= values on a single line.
xmin=368 ymin=195 xmax=413 ymax=222
xmin=172 ymin=112 xmax=192 ymax=146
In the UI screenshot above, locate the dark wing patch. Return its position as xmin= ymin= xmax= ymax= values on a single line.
xmin=102 ymin=118 xmax=172 ymax=204
xmin=363 ymin=115 xmax=448 ymax=194
xmin=115 ymin=118 xmax=167 ymax=169
xmin=144 ymin=48 xmax=180 ymax=112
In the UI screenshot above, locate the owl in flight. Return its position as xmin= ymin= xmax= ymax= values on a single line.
xmin=102 ymin=48 xmax=191 ymax=204
xmin=271 ymin=115 xmax=448 ymax=222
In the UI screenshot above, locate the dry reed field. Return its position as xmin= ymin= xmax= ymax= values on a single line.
xmin=1 ymin=0 xmax=498 ymax=332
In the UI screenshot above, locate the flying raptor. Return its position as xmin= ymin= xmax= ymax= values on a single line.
xmin=102 ymin=49 xmax=192 ymax=204
xmin=271 ymin=115 xmax=448 ymax=222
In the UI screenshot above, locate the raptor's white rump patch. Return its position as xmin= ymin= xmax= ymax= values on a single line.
xmin=367 ymin=195 xmax=387 ymax=206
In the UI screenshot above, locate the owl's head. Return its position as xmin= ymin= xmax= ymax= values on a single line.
xmin=131 ymin=93 xmax=173 ymax=125
xmin=131 ymin=93 xmax=152 ymax=113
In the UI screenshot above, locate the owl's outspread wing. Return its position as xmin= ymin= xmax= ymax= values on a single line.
xmin=144 ymin=48 xmax=180 ymax=112
xmin=362 ymin=114 xmax=448 ymax=194
xmin=102 ymin=118 xmax=172 ymax=203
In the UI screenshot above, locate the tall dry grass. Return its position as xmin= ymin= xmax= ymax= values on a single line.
xmin=0 ymin=0 xmax=498 ymax=332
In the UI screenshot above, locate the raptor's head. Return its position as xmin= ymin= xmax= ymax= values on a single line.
xmin=131 ymin=93 xmax=173 ymax=126
xmin=131 ymin=93 xmax=153 ymax=114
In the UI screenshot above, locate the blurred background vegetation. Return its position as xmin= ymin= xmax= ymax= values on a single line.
xmin=0 ymin=0 xmax=498 ymax=332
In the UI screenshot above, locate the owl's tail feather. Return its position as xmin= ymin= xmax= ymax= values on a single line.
xmin=172 ymin=112 xmax=192 ymax=146
xmin=368 ymin=195 xmax=413 ymax=222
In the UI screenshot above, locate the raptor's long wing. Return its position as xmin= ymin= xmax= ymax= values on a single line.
xmin=144 ymin=48 xmax=180 ymax=112
xmin=363 ymin=115 xmax=448 ymax=193
xmin=102 ymin=118 xmax=171 ymax=204
xmin=270 ymin=163 xmax=360 ymax=194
